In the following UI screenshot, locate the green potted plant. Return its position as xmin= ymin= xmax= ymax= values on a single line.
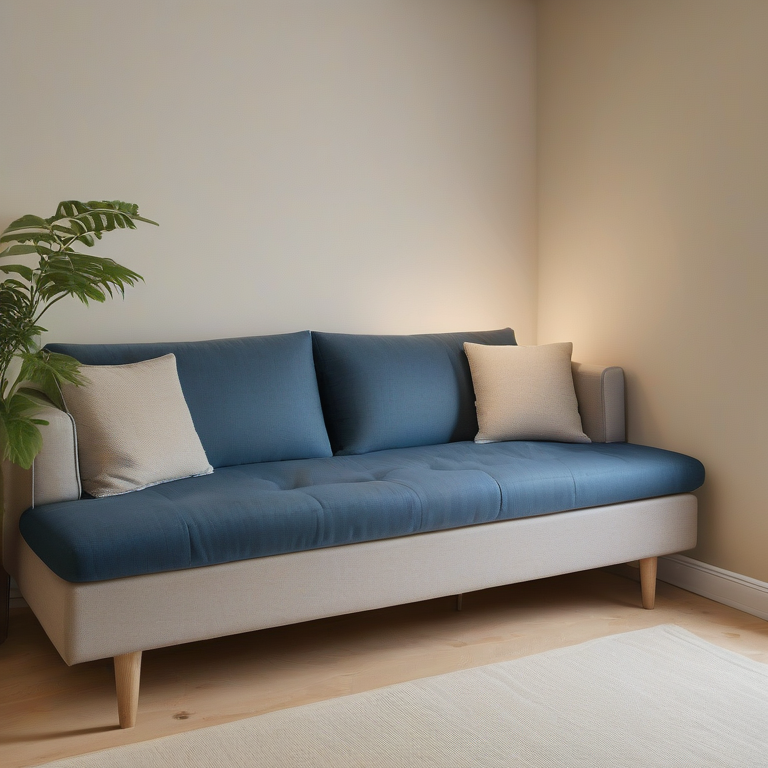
xmin=0 ymin=200 xmax=157 ymax=641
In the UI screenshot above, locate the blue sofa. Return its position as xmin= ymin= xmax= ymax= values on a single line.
xmin=2 ymin=328 xmax=704 ymax=728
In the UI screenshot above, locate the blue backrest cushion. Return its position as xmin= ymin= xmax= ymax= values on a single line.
xmin=46 ymin=332 xmax=332 ymax=468
xmin=312 ymin=328 xmax=517 ymax=455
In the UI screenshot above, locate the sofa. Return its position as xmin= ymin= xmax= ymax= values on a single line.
xmin=2 ymin=328 xmax=705 ymax=729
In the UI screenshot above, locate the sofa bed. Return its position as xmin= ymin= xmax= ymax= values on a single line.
xmin=2 ymin=328 xmax=704 ymax=728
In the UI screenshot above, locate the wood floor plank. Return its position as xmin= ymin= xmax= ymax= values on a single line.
xmin=1 ymin=569 xmax=767 ymax=767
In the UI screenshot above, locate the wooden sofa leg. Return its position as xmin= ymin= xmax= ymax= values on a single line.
xmin=639 ymin=557 xmax=658 ymax=610
xmin=114 ymin=651 xmax=142 ymax=728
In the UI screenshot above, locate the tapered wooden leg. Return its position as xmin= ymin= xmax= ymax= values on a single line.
xmin=639 ymin=557 xmax=658 ymax=610
xmin=114 ymin=651 xmax=142 ymax=728
xmin=456 ymin=594 xmax=463 ymax=612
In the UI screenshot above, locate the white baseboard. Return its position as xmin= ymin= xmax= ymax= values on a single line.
xmin=657 ymin=554 xmax=768 ymax=622
xmin=610 ymin=555 xmax=768 ymax=622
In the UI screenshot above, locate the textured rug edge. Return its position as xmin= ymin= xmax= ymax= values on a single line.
xmin=33 ymin=623 xmax=766 ymax=767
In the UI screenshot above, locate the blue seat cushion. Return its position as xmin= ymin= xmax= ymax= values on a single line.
xmin=46 ymin=332 xmax=332 ymax=468
xmin=312 ymin=328 xmax=517 ymax=455
xmin=20 ymin=442 xmax=705 ymax=583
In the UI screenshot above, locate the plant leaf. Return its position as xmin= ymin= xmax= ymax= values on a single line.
xmin=0 ymin=230 xmax=58 ymax=246
xmin=18 ymin=350 xmax=86 ymax=408
xmin=36 ymin=250 xmax=143 ymax=304
xmin=17 ymin=387 xmax=55 ymax=408
xmin=3 ymin=214 xmax=49 ymax=230
xmin=0 ymin=264 xmax=35 ymax=280
xmin=0 ymin=199 xmax=156 ymax=467
xmin=52 ymin=201 xmax=158 ymax=245
xmin=0 ymin=393 xmax=45 ymax=468
xmin=0 ymin=244 xmax=39 ymax=258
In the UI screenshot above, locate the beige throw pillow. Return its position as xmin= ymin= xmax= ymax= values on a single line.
xmin=61 ymin=354 xmax=213 ymax=497
xmin=464 ymin=342 xmax=590 ymax=444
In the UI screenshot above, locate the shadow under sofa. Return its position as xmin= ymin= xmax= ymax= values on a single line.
xmin=2 ymin=328 xmax=705 ymax=728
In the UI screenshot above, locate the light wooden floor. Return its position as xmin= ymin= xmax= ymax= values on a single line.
xmin=2 ymin=569 xmax=768 ymax=768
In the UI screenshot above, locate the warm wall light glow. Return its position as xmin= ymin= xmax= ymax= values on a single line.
xmin=538 ymin=0 xmax=768 ymax=582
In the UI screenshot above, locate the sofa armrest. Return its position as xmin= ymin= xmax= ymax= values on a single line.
xmin=2 ymin=404 xmax=80 ymax=579
xmin=572 ymin=362 xmax=625 ymax=443
xmin=33 ymin=404 xmax=81 ymax=505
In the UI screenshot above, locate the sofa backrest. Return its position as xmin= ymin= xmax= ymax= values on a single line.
xmin=46 ymin=332 xmax=332 ymax=468
xmin=312 ymin=328 xmax=517 ymax=455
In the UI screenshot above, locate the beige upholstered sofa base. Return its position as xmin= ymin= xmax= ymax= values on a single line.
xmin=18 ymin=493 xmax=697 ymax=667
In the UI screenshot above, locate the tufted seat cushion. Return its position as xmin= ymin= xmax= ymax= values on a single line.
xmin=20 ymin=442 xmax=704 ymax=583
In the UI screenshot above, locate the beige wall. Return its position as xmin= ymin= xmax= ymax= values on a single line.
xmin=0 ymin=0 xmax=537 ymax=343
xmin=10 ymin=0 xmax=763 ymax=582
xmin=538 ymin=0 xmax=768 ymax=580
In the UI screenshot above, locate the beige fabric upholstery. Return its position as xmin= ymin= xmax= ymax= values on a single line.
xmin=464 ymin=342 xmax=590 ymax=443
xmin=34 ymin=405 xmax=81 ymax=505
xmin=572 ymin=363 xmax=626 ymax=442
xmin=61 ymin=354 xmax=212 ymax=497
xmin=16 ymin=494 xmax=697 ymax=665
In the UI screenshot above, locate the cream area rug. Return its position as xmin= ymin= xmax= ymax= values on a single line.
xmin=42 ymin=625 xmax=768 ymax=767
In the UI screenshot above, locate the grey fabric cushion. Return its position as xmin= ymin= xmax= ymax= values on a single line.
xmin=464 ymin=341 xmax=590 ymax=444
xmin=61 ymin=354 xmax=213 ymax=497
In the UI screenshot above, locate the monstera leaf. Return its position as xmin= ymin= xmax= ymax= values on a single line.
xmin=0 ymin=390 xmax=47 ymax=469
xmin=0 ymin=200 xmax=156 ymax=469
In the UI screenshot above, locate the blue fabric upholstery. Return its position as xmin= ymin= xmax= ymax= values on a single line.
xmin=20 ymin=442 xmax=705 ymax=583
xmin=46 ymin=332 xmax=332 ymax=467
xmin=312 ymin=328 xmax=517 ymax=454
